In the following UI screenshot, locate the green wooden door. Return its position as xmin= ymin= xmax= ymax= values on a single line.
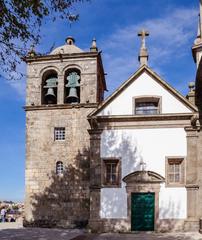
xmin=131 ymin=192 xmax=155 ymax=231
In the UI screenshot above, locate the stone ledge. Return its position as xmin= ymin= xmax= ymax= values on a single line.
xmin=24 ymin=103 xmax=98 ymax=111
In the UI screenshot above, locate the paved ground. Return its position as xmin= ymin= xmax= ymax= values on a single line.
xmin=90 ymin=232 xmax=202 ymax=240
xmin=0 ymin=227 xmax=84 ymax=240
xmin=0 ymin=224 xmax=202 ymax=240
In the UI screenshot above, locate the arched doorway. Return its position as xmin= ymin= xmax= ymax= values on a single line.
xmin=123 ymin=170 xmax=165 ymax=231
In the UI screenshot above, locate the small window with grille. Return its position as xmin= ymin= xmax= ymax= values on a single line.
xmin=166 ymin=157 xmax=185 ymax=187
xmin=54 ymin=127 xmax=65 ymax=141
xmin=56 ymin=161 xmax=64 ymax=175
xmin=102 ymin=159 xmax=121 ymax=187
xmin=134 ymin=97 xmax=160 ymax=115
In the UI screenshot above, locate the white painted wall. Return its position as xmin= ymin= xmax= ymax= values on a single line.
xmin=159 ymin=184 xmax=187 ymax=219
xmin=100 ymin=128 xmax=187 ymax=219
xmin=98 ymin=72 xmax=191 ymax=116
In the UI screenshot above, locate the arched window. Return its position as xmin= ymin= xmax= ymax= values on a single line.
xmin=56 ymin=161 xmax=64 ymax=175
xmin=64 ymin=68 xmax=80 ymax=104
xmin=42 ymin=70 xmax=58 ymax=105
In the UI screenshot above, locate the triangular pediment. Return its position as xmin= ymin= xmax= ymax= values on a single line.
xmin=90 ymin=65 xmax=197 ymax=117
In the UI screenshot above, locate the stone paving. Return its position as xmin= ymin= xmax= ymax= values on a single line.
xmin=90 ymin=232 xmax=202 ymax=240
xmin=0 ymin=227 xmax=83 ymax=240
xmin=0 ymin=224 xmax=202 ymax=240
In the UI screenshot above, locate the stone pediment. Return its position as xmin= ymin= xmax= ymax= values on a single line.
xmin=123 ymin=170 xmax=165 ymax=184
xmin=89 ymin=65 xmax=197 ymax=117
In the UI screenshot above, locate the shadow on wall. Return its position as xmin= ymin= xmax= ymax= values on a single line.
xmin=24 ymin=147 xmax=91 ymax=228
xmin=101 ymin=130 xmax=141 ymax=178
xmin=100 ymin=188 xmax=127 ymax=219
xmin=158 ymin=199 xmax=183 ymax=232
xmin=100 ymin=130 xmax=141 ymax=219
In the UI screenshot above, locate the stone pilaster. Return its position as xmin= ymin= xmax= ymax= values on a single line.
xmin=184 ymin=126 xmax=199 ymax=231
xmin=57 ymin=74 xmax=64 ymax=104
xmin=88 ymin=129 xmax=103 ymax=232
xmin=197 ymin=129 xmax=202 ymax=232
xmin=185 ymin=127 xmax=199 ymax=184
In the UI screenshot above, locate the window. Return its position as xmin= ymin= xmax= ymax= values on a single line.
xmin=102 ymin=159 xmax=121 ymax=187
xmin=54 ymin=127 xmax=65 ymax=141
xmin=56 ymin=161 xmax=64 ymax=175
xmin=134 ymin=97 xmax=160 ymax=115
xmin=166 ymin=157 xmax=185 ymax=187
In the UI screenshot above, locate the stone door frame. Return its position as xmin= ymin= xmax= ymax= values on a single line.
xmin=123 ymin=170 xmax=165 ymax=231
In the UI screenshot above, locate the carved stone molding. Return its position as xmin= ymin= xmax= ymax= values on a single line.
xmin=123 ymin=170 xmax=165 ymax=185
xmin=123 ymin=170 xmax=165 ymax=231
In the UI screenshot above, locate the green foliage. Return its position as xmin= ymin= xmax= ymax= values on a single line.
xmin=12 ymin=205 xmax=19 ymax=210
xmin=0 ymin=0 xmax=87 ymax=79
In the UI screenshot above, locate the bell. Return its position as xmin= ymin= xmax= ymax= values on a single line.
xmin=66 ymin=87 xmax=79 ymax=103
xmin=45 ymin=87 xmax=56 ymax=104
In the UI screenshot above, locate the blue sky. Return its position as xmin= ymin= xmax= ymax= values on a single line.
xmin=0 ymin=0 xmax=199 ymax=202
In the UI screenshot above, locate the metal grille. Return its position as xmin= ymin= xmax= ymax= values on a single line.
xmin=56 ymin=161 xmax=64 ymax=175
xmin=135 ymin=102 xmax=158 ymax=115
xmin=54 ymin=127 xmax=65 ymax=140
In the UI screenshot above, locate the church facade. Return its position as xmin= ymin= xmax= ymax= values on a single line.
xmin=24 ymin=2 xmax=202 ymax=233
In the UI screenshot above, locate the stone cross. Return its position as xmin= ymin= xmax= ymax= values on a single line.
xmin=138 ymin=29 xmax=149 ymax=49
xmin=140 ymin=158 xmax=147 ymax=171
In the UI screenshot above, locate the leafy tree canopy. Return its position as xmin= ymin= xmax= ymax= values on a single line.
xmin=0 ymin=0 xmax=87 ymax=79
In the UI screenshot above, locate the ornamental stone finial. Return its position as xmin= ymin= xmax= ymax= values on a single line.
xmin=192 ymin=0 xmax=202 ymax=67
xmin=66 ymin=36 xmax=75 ymax=45
xmin=138 ymin=29 xmax=149 ymax=66
xmin=90 ymin=38 xmax=98 ymax=52
xmin=27 ymin=44 xmax=36 ymax=57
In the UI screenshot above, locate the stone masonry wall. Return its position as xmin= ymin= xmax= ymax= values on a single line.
xmin=25 ymin=107 xmax=95 ymax=227
xmin=25 ymin=52 xmax=103 ymax=227
xmin=26 ymin=57 xmax=98 ymax=106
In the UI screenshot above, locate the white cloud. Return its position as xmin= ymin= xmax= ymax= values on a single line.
xmin=100 ymin=7 xmax=198 ymax=95
xmin=4 ymin=62 xmax=26 ymax=99
xmin=7 ymin=79 xmax=26 ymax=98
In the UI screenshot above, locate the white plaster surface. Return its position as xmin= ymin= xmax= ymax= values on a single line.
xmin=100 ymin=128 xmax=187 ymax=219
xmin=98 ymin=72 xmax=192 ymax=116
xmin=100 ymin=188 xmax=127 ymax=219
xmin=159 ymin=184 xmax=187 ymax=219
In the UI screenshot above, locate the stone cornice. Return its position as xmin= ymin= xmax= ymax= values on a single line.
xmin=24 ymin=103 xmax=98 ymax=111
xmin=88 ymin=129 xmax=103 ymax=140
xmin=185 ymin=184 xmax=199 ymax=190
xmin=184 ymin=126 xmax=200 ymax=133
xmin=25 ymin=51 xmax=99 ymax=63
xmin=90 ymin=113 xmax=194 ymax=123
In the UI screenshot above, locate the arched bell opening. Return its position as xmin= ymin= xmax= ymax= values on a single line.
xmin=64 ymin=68 xmax=81 ymax=104
xmin=42 ymin=70 xmax=58 ymax=105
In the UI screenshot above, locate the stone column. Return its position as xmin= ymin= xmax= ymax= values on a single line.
xmin=88 ymin=129 xmax=103 ymax=232
xmin=184 ymin=126 xmax=199 ymax=231
xmin=57 ymin=74 xmax=64 ymax=104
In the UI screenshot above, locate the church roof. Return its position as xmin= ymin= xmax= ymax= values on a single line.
xmin=50 ymin=36 xmax=84 ymax=55
xmin=89 ymin=65 xmax=198 ymax=117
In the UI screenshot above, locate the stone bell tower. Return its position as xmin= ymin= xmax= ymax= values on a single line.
xmin=24 ymin=36 xmax=106 ymax=227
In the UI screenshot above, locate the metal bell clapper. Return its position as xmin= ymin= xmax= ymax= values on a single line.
xmin=66 ymin=72 xmax=80 ymax=103
xmin=43 ymin=77 xmax=58 ymax=104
